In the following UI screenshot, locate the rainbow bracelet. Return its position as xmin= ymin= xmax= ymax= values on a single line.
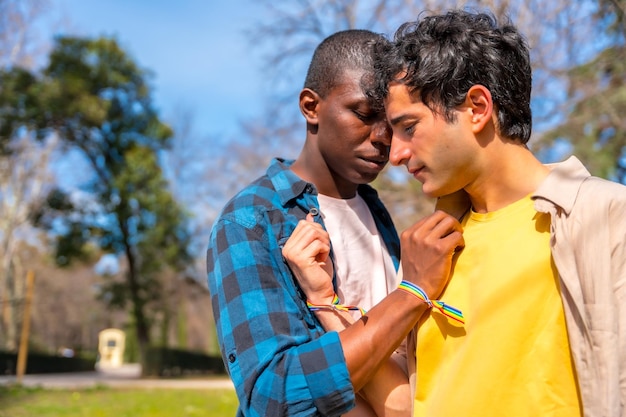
xmin=398 ymin=280 xmax=465 ymax=324
xmin=306 ymin=293 xmax=367 ymax=316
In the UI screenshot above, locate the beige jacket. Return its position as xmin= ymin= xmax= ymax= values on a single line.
xmin=406 ymin=156 xmax=626 ymax=417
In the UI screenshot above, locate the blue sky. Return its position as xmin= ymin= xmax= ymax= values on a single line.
xmin=35 ymin=1 xmax=270 ymax=269
xmin=45 ymin=0 xmax=265 ymax=138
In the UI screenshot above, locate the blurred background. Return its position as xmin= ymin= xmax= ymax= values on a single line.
xmin=1 ymin=0 xmax=624 ymax=375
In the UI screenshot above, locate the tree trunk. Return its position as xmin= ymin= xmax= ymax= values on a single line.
xmin=121 ymin=223 xmax=151 ymax=374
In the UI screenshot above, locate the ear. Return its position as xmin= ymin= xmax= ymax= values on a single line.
xmin=465 ymin=85 xmax=493 ymax=134
xmin=299 ymin=88 xmax=320 ymax=126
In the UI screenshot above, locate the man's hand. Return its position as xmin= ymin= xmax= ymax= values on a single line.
xmin=400 ymin=210 xmax=464 ymax=299
xmin=282 ymin=214 xmax=335 ymax=304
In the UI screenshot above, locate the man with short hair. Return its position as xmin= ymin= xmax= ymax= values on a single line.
xmin=207 ymin=29 xmax=461 ymax=416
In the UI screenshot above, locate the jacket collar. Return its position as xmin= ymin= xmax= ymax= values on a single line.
xmin=532 ymin=156 xmax=591 ymax=215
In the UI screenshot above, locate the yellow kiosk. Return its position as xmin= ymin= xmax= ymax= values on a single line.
xmin=96 ymin=328 xmax=125 ymax=369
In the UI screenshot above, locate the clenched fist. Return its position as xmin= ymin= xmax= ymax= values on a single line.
xmin=282 ymin=214 xmax=335 ymax=304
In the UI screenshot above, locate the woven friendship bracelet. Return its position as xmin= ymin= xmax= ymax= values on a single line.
xmin=306 ymin=293 xmax=367 ymax=316
xmin=398 ymin=280 xmax=465 ymax=324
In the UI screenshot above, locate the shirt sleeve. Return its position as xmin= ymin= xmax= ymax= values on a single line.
xmin=207 ymin=216 xmax=355 ymax=417
xmin=606 ymin=184 xmax=626 ymax=409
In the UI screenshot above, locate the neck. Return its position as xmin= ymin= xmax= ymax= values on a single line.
xmin=291 ymin=146 xmax=358 ymax=199
xmin=466 ymin=142 xmax=549 ymax=213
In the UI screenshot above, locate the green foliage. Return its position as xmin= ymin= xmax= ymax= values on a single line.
xmin=114 ymin=145 xmax=191 ymax=272
xmin=0 ymin=386 xmax=238 ymax=417
xmin=2 ymin=35 xmax=193 ymax=360
xmin=0 ymin=350 xmax=96 ymax=374
xmin=43 ymin=37 xmax=166 ymax=138
xmin=0 ymin=68 xmax=41 ymax=154
xmin=596 ymin=0 xmax=626 ymax=34
xmin=537 ymin=44 xmax=626 ymax=183
xmin=536 ymin=0 xmax=626 ymax=183
xmin=31 ymin=189 xmax=94 ymax=265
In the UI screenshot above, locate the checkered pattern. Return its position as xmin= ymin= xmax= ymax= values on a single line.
xmin=207 ymin=158 xmax=400 ymax=416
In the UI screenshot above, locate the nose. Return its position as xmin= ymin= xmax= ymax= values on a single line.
xmin=371 ymin=119 xmax=392 ymax=148
xmin=389 ymin=134 xmax=410 ymax=167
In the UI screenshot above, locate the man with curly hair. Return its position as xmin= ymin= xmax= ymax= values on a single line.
xmin=370 ymin=9 xmax=625 ymax=416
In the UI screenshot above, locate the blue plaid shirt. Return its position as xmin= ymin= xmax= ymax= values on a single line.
xmin=207 ymin=158 xmax=400 ymax=417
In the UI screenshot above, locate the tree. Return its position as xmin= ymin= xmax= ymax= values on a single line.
xmin=536 ymin=0 xmax=626 ymax=183
xmin=31 ymin=36 xmax=191 ymax=367
xmin=0 ymin=0 xmax=55 ymax=351
xmin=0 ymin=134 xmax=55 ymax=350
xmin=0 ymin=0 xmax=49 ymax=69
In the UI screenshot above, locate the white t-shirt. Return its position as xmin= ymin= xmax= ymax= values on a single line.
xmin=317 ymin=193 xmax=398 ymax=318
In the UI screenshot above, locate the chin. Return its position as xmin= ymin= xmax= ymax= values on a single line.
xmin=421 ymin=184 xmax=444 ymax=199
xmin=357 ymin=172 xmax=380 ymax=184
xmin=423 ymin=190 xmax=440 ymax=199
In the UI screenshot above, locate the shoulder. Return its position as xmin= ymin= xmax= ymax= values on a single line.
xmin=217 ymin=158 xmax=305 ymax=222
xmin=567 ymin=177 xmax=626 ymax=238
xmin=536 ymin=156 xmax=626 ymax=214
xmin=215 ymin=174 xmax=281 ymax=228
xmin=577 ymin=176 xmax=626 ymax=207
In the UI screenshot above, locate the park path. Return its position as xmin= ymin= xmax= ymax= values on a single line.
xmin=0 ymin=364 xmax=234 ymax=390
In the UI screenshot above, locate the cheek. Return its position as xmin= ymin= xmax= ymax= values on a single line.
xmin=431 ymin=130 xmax=466 ymax=159
xmin=320 ymin=115 xmax=354 ymax=140
xmin=432 ymin=148 xmax=464 ymax=176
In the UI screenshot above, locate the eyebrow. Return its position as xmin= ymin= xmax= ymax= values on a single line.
xmin=388 ymin=113 xmax=411 ymax=126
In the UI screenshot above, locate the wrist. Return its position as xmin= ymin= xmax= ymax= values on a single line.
xmin=397 ymin=281 xmax=433 ymax=307
xmin=306 ymin=294 xmax=366 ymax=317
xmin=397 ymin=280 xmax=464 ymax=324
xmin=305 ymin=290 xmax=337 ymax=305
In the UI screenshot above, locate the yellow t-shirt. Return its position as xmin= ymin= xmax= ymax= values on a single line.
xmin=414 ymin=196 xmax=581 ymax=417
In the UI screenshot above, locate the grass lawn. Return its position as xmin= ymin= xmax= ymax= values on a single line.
xmin=0 ymin=385 xmax=239 ymax=417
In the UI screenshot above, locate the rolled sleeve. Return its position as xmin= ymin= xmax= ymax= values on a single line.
xmin=208 ymin=216 xmax=355 ymax=416
xmin=298 ymin=330 xmax=354 ymax=416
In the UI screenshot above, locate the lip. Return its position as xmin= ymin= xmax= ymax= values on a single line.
xmin=360 ymin=156 xmax=388 ymax=170
xmin=409 ymin=165 xmax=426 ymax=180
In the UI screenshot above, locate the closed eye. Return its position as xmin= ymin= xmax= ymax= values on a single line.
xmin=354 ymin=111 xmax=377 ymax=122
xmin=404 ymin=123 xmax=416 ymax=135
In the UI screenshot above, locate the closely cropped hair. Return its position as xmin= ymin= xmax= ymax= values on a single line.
xmin=372 ymin=10 xmax=533 ymax=143
xmin=304 ymin=29 xmax=387 ymax=100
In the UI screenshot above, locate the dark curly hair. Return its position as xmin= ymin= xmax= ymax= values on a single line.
xmin=371 ymin=10 xmax=532 ymax=143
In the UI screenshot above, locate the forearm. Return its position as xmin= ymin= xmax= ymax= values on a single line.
xmin=307 ymin=285 xmax=426 ymax=395
xmin=338 ymin=289 xmax=427 ymax=392
xmin=360 ymin=359 xmax=411 ymax=417
xmin=311 ymin=298 xmax=412 ymax=416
